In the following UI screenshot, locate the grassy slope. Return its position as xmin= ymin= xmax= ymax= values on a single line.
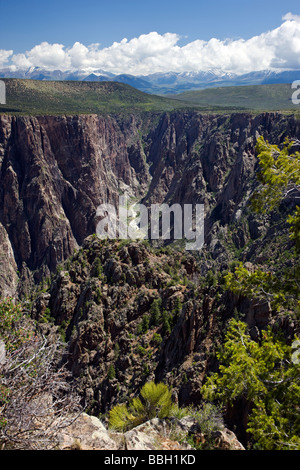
xmin=0 ymin=78 xmax=186 ymax=115
xmin=0 ymin=79 xmax=299 ymax=115
xmin=168 ymin=83 xmax=299 ymax=111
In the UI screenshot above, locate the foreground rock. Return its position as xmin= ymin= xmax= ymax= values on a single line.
xmin=57 ymin=413 xmax=244 ymax=451
xmin=57 ymin=413 xmax=119 ymax=450
xmin=210 ymin=429 xmax=245 ymax=450
xmin=123 ymin=419 xmax=193 ymax=451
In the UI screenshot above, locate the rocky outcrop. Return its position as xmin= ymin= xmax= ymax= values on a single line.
xmin=29 ymin=233 xmax=295 ymax=422
xmin=0 ymin=221 xmax=18 ymax=298
xmin=56 ymin=413 xmax=244 ymax=451
xmin=57 ymin=413 xmax=119 ymax=450
xmin=32 ymin=238 xmax=202 ymax=414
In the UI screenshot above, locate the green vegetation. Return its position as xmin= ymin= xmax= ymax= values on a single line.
xmin=107 ymin=364 xmax=116 ymax=380
xmin=0 ymin=298 xmax=29 ymax=352
xmin=151 ymin=332 xmax=162 ymax=346
xmin=169 ymin=83 xmax=298 ymax=111
xmin=150 ymin=298 xmax=162 ymax=327
xmin=108 ymin=380 xmax=225 ymax=449
xmin=225 ymin=136 xmax=300 ymax=314
xmin=252 ymin=136 xmax=300 ymax=212
xmin=1 ymin=79 xmax=298 ymax=116
xmin=202 ymin=319 xmax=300 ymax=449
xmin=192 ymin=402 xmax=224 ymax=437
xmin=108 ymin=381 xmax=174 ymax=431
xmin=137 ymin=314 xmax=150 ymax=335
xmin=202 ymin=136 xmax=300 ymax=449
xmin=0 ymin=78 xmax=185 ymax=115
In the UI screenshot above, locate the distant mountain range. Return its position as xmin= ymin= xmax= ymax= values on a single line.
xmin=1 ymin=67 xmax=300 ymax=94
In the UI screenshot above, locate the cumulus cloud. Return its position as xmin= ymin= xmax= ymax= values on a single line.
xmin=23 ymin=42 xmax=71 ymax=69
xmin=2 ymin=13 xmax=300 ymax=75
xmin=0 ymin=49 xmax=13 ymax=67
xmin=282 ymin=12 xmax=300 ymax=22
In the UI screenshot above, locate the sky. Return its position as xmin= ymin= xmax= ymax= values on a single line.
xmin=1 ymin=0 xmax=300 ymax=75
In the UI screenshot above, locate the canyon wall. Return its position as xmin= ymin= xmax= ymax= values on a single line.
xmin=0 ymin=111 xmax=299 ymax=297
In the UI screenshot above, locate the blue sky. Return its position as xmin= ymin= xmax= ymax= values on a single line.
xmin=1 ymin=0 xmax=300 ymax=74
xmin=1 ymin=0 xmax=300 ymax=50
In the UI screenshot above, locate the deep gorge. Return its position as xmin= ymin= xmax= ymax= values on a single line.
xmin=0 ymin=110 xmax=299 ymax=297
xmin=1 ymin=110 xmax=299 ymax=446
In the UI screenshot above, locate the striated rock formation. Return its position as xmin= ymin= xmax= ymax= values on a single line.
xmin=0 ymin=113 xmax=150 ymax=293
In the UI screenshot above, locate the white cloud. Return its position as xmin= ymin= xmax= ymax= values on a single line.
xmin=0 ymin=49 xmax=13 ymax=67
xmin=26 ymin=42 xmax=71 ymax=69
xmin=2 ymin=13 xmax=300 ymax=75
xmin=282 ymin=12 xmax=300 ymax=22
xmin=11 ymin=53 xmax=32 ymax=69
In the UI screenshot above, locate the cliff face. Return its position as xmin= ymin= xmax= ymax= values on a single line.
xmin=0 ymin=114 xmax=150 ymax=294
xmin=0 ymin=111 xmax=299 ymax=297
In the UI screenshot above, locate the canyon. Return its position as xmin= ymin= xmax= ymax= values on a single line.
xmin=1 ymin=110 xmax=299 ymax=297
xmin=0 ymin=109 xmax=299 ymax=446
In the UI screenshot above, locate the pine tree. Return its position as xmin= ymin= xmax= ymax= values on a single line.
xmin=107 ymin=364 xmax=116 ymax=380
xmin=150 ymin=298 xmax=162 ymax=327
xmin=204 ymin=137 xmax=300 ymax=449
xmin=225 ymin=136 xmax=300 ymax=315
xmin=202 ymin=319 xmax=300 ymax=450
xmin=108 ymin=381 xmax=175 ymax=431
